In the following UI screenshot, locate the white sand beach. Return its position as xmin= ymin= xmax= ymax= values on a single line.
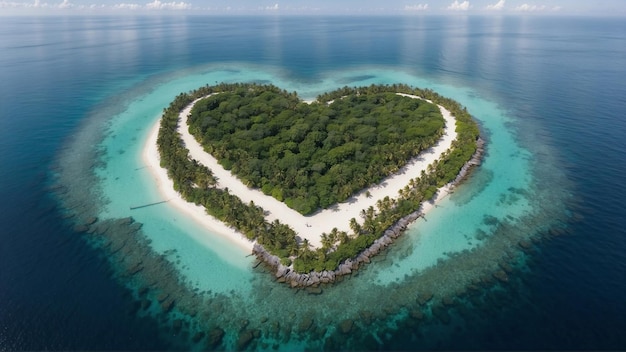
xmin=143 ymin=94 xmax=458 ymax=249
xmin=143 ymin=121 xmax=255 ymax=252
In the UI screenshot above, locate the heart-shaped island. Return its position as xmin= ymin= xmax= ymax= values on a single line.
xmin=156 ymin=83 xmax=482 ymax=284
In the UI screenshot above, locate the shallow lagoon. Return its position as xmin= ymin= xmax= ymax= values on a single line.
xmin=54 ymin=64 xmax=571 ymax=349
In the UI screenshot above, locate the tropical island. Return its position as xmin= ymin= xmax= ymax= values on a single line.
xmin=152 ymin=83 xmax=482 ymax=284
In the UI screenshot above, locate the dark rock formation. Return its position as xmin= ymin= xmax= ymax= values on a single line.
xmin=359 ymin=310 xmax=374 ymax=325
xmin=518 ymin=240 xmax=533 ymax=250
xmin=409 ymin=308 xmax=424 ymax=320
xmin=157 ymin=293 xmax=169 ymax=303
xmin=237 ymin=330 xmax=255 ymax=350
xmin=498 ymin=261 xmax=513 ymax=273
xmin=442 ymin=296 xmax=456 ymax=307
xmin=493 ymin=270 xmax=509 ymax=283
xmin=161 ymin=298 xmax=174 ymax=312
xmin=417 ymin=292 xmax=434 ymax=305
xmin=297 ymin=317 xmax=314 ymax=333
xmin=268 ymin=321 xmax=280 ymax=337
xmin=339 ymin=319 xmax=354 ymax=334
xmin=191 ymin=331 xmax=205 ymax=343
xmin=73 ymin=224 xmax=89 ymax=233
xmin=480 ymin=275 xmax=495 ymax=287
xmin=238 ymin=319 xmax=249 ymax=332
xmin=127 ymin=262 xmax=143 ymax=275
xmin=207 ymin=328 xmax=224 ymax=349
xmin=85 ymin=217 xmax=98 ymax=225
xmin=432 ymin=306 xmax=451 ymax=324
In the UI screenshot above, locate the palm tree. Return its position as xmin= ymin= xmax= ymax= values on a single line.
xmin=300 ymin=238 xmax=311 ymax=251
xmin=376 ymin=199 xmax=384 ymax=213
xmin=286 ymin=240 xmax=299 ymax=257
xmin=338 ymin=231 xmax=350 ymax=245
xmin=366 ymin=206 xmax=376 ymax=219
xmin=316 ymin=248 xmax=326 ymax=263
xmin=298 ymin=239 xmax=315 ymax=262
xmin=349 ymin=218 xmax=362 ymax=237
xmin=248 ymin=212 xmax=267 ymax=241
xmin=320 ymin=232 xmax=334 ymax=251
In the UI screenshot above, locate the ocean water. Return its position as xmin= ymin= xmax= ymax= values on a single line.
xmin=1 ymin=15 xmax=625 ymax=350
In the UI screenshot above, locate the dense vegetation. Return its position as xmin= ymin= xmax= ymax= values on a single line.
xmin=187 ymin=85 xmax=444 ymax=214
xmin=157 ymin=83 xmax=480 ymax=274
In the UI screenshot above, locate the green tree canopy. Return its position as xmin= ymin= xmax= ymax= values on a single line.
xmin=188 ymin=83 xmax=445 ymax=214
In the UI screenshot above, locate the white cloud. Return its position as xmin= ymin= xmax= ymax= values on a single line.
xmin=145 ymin=0 xmax=190 ymax=9
xmin=486 ymin=0 xmax=504 ymax=10
xmin=447 ymin=0 xmax=470 ymax=11
xmin=0 ymin=0 xmax=77 ymax=8
xmin=0 ymin=0 xmax=191 ymax=10
xmin=112 ymin=2 xmax=139 ymax=9
xmin=265 ymin=3 xmax=278 ymax=10
xmin=112 ymin=0 xmax=191 ymax=10
xmin=514 ymin=3 xmax=546 ymax=12
xmin=0 ymin=1 xmax=24 ymax=7
xmin=405 ymin=4 xmax=428 ymax=11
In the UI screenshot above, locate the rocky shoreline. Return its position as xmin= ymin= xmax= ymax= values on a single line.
xmin=253 ymin=136 xmax=486 ymax=288
xmin=452 ymin=137 xmax=485 ymax=184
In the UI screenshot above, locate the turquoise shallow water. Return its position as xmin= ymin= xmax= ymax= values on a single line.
xmin=82 ymin=64 xmax=564 ymax=348
xmin=97 ymin=67 xmax=512 ymax=283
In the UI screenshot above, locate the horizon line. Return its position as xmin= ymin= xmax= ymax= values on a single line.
xmin=2 ymin=9 xmax=625 ymax=17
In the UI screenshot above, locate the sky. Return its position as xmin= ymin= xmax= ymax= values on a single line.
xmin=1 ymin=0 xmax=625 ymax=16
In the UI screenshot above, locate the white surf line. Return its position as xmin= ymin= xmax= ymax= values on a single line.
xmin=178 ymin=94 xmax=458 ymax=248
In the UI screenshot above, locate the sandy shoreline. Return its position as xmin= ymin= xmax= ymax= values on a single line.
xmin=142 ymin=94 xmax=458 ymax=249
xmin=142 ymin=121 xmax=255 ymax=252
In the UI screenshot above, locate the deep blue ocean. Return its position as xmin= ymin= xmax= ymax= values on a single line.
xmin=1 ymin=15 xmax=625 ymax=350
